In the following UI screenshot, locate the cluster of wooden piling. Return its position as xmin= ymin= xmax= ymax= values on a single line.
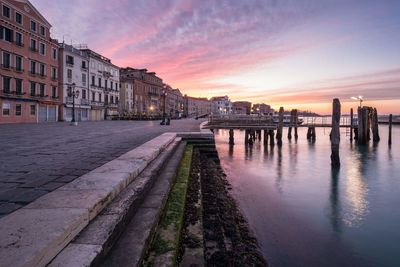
xmin=356 ymin=106 xmax=380 ymax=144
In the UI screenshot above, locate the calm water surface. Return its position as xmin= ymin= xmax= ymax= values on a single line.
xmin=214 ymin=126 xmax=400 ymax=267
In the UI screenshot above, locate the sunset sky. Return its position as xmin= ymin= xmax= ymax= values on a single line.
xmin=32 ymin=0 xmax=400 ymax=114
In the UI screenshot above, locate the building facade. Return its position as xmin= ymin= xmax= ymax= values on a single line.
xmin=119 ymin=80 xmax=133 ymax=115
xmin=210 ymin=95 xmax=232 ymax=115
xmin=58 ymin=43 xmax=90 ymax=121
xmin=183 ymin=95 xmax=212 ymax=118
xmin=1 ymin=0 xmax=59 ymax=123
xmin=252 ymin=103 xmax=272 ymax=115
xmin=164 ymin=85 xmax=183 ymax=119
xmin=81 ymin=47 xmax=119 ymax=120
xmin=120 ymin=68 xmax=163 ymax=116
xmin=232 ymin=101 xmax=252 ymax=115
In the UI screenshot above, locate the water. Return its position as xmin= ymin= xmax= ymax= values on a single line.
xmin=214 ymin=126 xmax=400 ymax=267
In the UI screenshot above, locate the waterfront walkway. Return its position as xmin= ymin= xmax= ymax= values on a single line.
xmin=0 ymin=119 xmax=204 ymax=217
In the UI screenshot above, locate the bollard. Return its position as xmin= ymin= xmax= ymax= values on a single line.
xmin=388 ymin=114 xmax=392 ymax=146
xmin=331 ymin=98 xmax=341 ymax=167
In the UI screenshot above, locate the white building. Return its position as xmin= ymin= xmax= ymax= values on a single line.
xmin=210 ymin=95 xmax=232 ymax=115
xmin=79 ymin=47 xmax=120 ymax=120
xmin=58 ymin=43 xmax=90 ymax=121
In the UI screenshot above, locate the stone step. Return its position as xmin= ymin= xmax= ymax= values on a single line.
xmin=48 ymin=138 xmax=183 ymax=266
xmin=0 ymin=133 xmax=176 ymax=267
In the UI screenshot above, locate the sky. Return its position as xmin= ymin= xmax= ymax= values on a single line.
xmin=31 ymin=0 xmax=400 ymax=114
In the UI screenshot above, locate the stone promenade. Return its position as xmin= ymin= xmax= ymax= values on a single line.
xmin=0 ymin=119 xmax=203 ymax=217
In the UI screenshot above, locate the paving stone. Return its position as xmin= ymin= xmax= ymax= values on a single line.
xmin=0 ymin=208 xmax=89 ymax=267
xmin=10 ymin=188 xmax=49 ymax=204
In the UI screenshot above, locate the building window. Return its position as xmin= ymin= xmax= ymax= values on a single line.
xmin=67 ymin=86 xmax=72 ymax=97
xmin=2 ymin=52 xmax=11 ymax=68
xmin=105 ymin=95 xmax=109 ymax=104
xmin=15 ymin=104 xmax=22 ymax=116
xmin=15 ymin=12 xmax=22 ymax=24
xmin=39 ymin=64 xmax=45 ymax=77
xmin=98 ymin=77 xmax=102 ymax=88
xmin=39 ymin=25 xmax=45 ymax=36
xmin=30 ymin=104 xmax=36 ymax=115
xmin=2 ymin=102 xmax=10 ymax=116
xmin=15 ymin=78 xmax=22 ymax=94
xmin=81 ymin=61 xmax=86 ymax=69
xmin=51 ymin=67 xmax=57 ymax=79
xmin=39 ymin=84 xmax=45 ymax=97
xmin=116 ymin=97 xmax=119 ymax=104
xmin=66 ymin=55 xmax=74 ymax=65
xmin=99 ymin=93 xmax=102 ymax=102
xmin=52 ymin=48 xmax=57 ymax=60
xmin=2 ymin=76 xmax=11 ymax=93
xmin=30 ymin=20 xmax=37 ymax=32
xmin=111 ymin=81 xmax=113 ymax=90
xmin=67 ymin=69 xmax=72 ymax=80
xmin=110 ymin=95 xmax=114 ymax=104
xmin=30 ymin=81 xmax=36 ymax=96
xmin=0 ymin=26 xmax=13 ymax=42
xmin=92 ymin=92 xmax=95 ymax=101
xmin=30 ymin=39 xmax=37 ymax=51
xmin=2 ymin=5 xmax=10 ymax=18
xmin=52 ymin=86 xmax=57 ymax=98
xmin=105 ymin=80 xmax=108 ymax=90
xmin=30 ymin=61 xmax=36 ymax=74
xmin=39 ymin=43 xmax=45 ymax=55
xmin=82 ymin=89 xmax=86 ymax=99
xmin=91 ymin=75 xmax=95 ymax=86
xmin=15 ymin=32 xmax=22 ymax=46
xmin=82 ymin=73 xmax=86 ymax=85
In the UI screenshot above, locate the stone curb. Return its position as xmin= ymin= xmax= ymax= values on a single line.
xmin=0 ymin=133 xmax=176 ymax=267
xmin=48 ymin=138 xmax=182 ymax=267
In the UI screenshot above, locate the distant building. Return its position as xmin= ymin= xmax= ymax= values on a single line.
xmin=58 ymin=43 xmax=90 ymax=121
xmin=80 ymin=47 xmax=119 ymax=120
xmin=184 ymin=95 xmax=212 ymax=118
xmin=232 ymin=101 xmax=251 ymax=115
xmin=210 ymin=95 xmax=232 ymax=115
xmin=119 ymin=80 xmax=133 ymax=115
xmin=0 ymin=0 xmax=60 ymax=123
xmin=120 ymin=68 xmax=163 ymax=116
xmin=252 ymin=103 xmax=272 ymax=115
xmin=165 ymin=85 xmax=184 ymax=118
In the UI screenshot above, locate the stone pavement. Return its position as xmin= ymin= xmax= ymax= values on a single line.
xmin=0 ymin=119 xmax=204 ymax=216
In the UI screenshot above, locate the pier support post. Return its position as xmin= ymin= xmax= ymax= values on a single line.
xmin=264 ymin=129 xmax=268 ymax=146
xmin=257 ymin=130 xmax=262 ymax=141
xmin=248 ymin=130 xmax=254 ymax=145
xmin=294 ymin=109 xmax=299 ymax=140
xmin=245 ymin=129 xmax=249 ymax=145
xmin=331 ymin=98 xmax=341 ymax=168
xmin=371 ymin=108 xmax=380 ymax=143
xmin=276 ymin=107 xmax=284 ymax=146
xmin=229 ymin=129 xmax=234 ymax=145
xmin=350 ymin=108 xmax=354 ymax=142
xmin=389 ymin=114 xmax=392 ymax=146
xmin=288 ymin=109 xmax=295 ymax=139
xmin=269 ymin=130 xmax=275 ymax=146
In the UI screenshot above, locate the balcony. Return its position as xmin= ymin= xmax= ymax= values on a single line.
xmin=14 ymin=41 xmax=24 ymax=47
xmin=91 ymin=101 xmax=104 ymax=107
xmin=66 ymin=61 xmax=74 ymax=67
xmin=51 ymin=76 xmax=58 ymax=81
xmin=30 ymin=46 xmax=38 ymax=53
xmin=1 ymin=64 xmax=11 ymax=70
xmin=1 ymin=89 xmax=12 ymax=95
xmin=29 ymin=71 xmax=37 ymax=77
xmin=14 ymin=67 xmax=24 ymax=73
xmin=39 ymin=73 xmax=46 ymax=79
xmin=108 ymin=103 xmax=118 ymax=108
xmin=81 ymin=99 xmax=90 ymax=105
xmin=148 ymin=92 xmax=159 ymax=97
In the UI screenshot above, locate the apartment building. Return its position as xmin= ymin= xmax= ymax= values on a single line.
xmin=232 ymin=101 xmax=252 ymax=115
xmin=183 ymin=95 xmax=212 ymax=118
xmin=252 ymin=103 xmax=272 ymax=115
xmin=120 ymin=67 xmax=163 ymax=116
xmin=119 ymin=80 xmax=133 ymax=115
xmin=210 ymin=95 xmax=232 ymax=115
xmin=81 ymin=47 xmax=119 ymax=120
xmin=0 ymin=0 xmax=59 ymax=123
xmin=165 ymin=86 xmax=184 ymax=118
xmin=58 ymin=43 xmax=90 ymax=121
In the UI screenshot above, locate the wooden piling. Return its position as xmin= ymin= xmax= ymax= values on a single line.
xmin=331 ymin=98 xmax=341 ymax=168
xmin=389 ymin=114 xmax=392 ymax=146
xmin=288 ymin=109 xmax=295 ymax=139
xmin=371 ymin=108 xmax=380 ymax=142
xmin=245 ymin=129 xmax=249 ymax=145
xmin=257 ymin=130 xmax=262 ymax=141
xmin=269 ymin=130 xmax=275 ymax=146
xmin=276 ymin=107 xmax=284 ymax=146
xmin=248 ymin=130 xmax=254 ymax=145
xmin=263 ymin=129 xmax=268 ymax=146
xmin=350 ymin=108 xmax=353 ymax=142
xmin=229 ymin=129 xmax=234 ymax=145
xmin=294 ymin=109 xmax=299 ymax=140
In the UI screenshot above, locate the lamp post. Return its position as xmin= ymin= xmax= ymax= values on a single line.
xmin=351 ymin=96 xmax=363 ymax=108
xmin=162 ymin=88 xmax=168 ymax=124
xmin=70 ymin=83 xmax=79 ymax=126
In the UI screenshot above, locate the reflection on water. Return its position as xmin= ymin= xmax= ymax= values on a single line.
xmin=214 ymin=126 xmax=400 ymax=267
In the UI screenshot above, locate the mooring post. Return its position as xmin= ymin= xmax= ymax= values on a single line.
xmin=307 ymin=127 xmax=311 ymax=140
xmin=269 ymin=129 xmax=275 ymax=146
xmin=388 ymin=114 xmax=392 ymax=146
xmin=264 ymin=129 xmax=268 ymax=146
xmin=331 ymin=98 xmax=341 ymax=167
xmin=294 ymin=109 xmax=298 ymax=140
xmin=366 ymin=108 xmax=371 ymax=141
xmin=357 ymin=107 xmax=365 ymax=144
xmin=248 ymin=130 xmax=254 ymax=145
xmin=350 ymin=108 xmax=354 ymax=142
xmin=288 ymin=109 xmax=294 ymax=139
xmin=229 ymin=129 xmax=234 ymax=145
xmin=245 ymin=129 xmax=249 ymax=145
xmin=276 ymin=107 xmax=284 ymax=146
xmin=372 ymin=108 xmax=380 ymax=142
xmin=311 ymin=127 xmax=316 ymax=141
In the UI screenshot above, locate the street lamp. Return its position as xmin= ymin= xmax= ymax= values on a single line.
xmin=69 ymin=83 xmax=79 ymax=126
xmin=162 ymin=88 xmax=168 ymax=124
xmin=351 ymin=96 xmax=363 ymax=108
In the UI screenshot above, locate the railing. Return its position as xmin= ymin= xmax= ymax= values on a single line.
xmin=81 ymin=99 xmax=90 ymax=105
xmin=91 ymin=101 xmax=104 ymax=107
